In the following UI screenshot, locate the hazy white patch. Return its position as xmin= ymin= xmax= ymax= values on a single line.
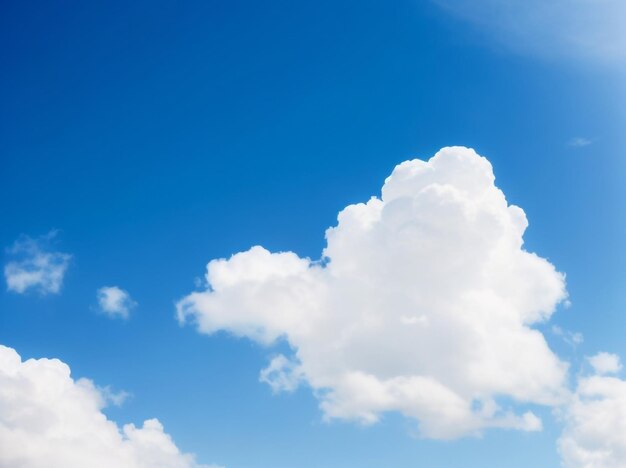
xmin=99 ymin=385 xmax=132 ymax=407
xmin=0 ymin=344 xmax=219 ymax=468
xmin=434 ymin=0 xmax=626 ymax=64
xmin=568 ymin=137 xmax=593 ymax=148
xmin=97 ymin=286 xmax=136 ymax=319
xmin=4 ymin=231 xmax=71 ymax=295
xmin=178 ymin=147 xmax=569 ymax=439
xmin=400 ymin=314 xmax=429 ymax=326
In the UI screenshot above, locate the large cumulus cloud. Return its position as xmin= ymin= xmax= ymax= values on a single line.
xmin=177 ymin=146 xmax=569 ymax=439
xmin=0 ymin=345 xmax=217 ymax=468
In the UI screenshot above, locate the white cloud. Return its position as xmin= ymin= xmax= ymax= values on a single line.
xmin=587 ymin=352 xmax=622 ymax=375
xmin=0 ymin=344 xmax=219 ymax=468
xmin=4 ymin=231 xmax=71 ymax=295
xmin=558 ymin=355 xmax=626 ymax=467
xmin=177 ymin=146 xmax=569 ymax=439
xmin=434 ymin=0 xmax=626 ymax=64
xmin=97 ymin=286 xmax=137 ymax=319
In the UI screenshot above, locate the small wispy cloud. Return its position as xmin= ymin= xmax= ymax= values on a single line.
xmin=97 ymin=286 xmax=136 ymax=319
xmin=552 ymin=325 xmax=583 ymax=347
xmin=259 ymin=355 xmax=304 ymax=393
xmin=4 ymin=231 xmax=72 ymax=295
xmin=97 ymin=385 xmax=131 ymax=407
xmin=567 ymin=137 xmax=593 ymax=148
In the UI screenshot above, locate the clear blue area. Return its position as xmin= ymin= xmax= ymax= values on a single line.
xmin=1 ymin=1 xmax=624 ymax=466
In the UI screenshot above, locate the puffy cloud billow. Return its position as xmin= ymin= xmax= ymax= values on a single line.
xmin=177 ymin=147 xmax=569 ymax=439
xmin=97 ymin=285 xmax=137 ymax=319
xmin=0 ymin=345 xmax=217 ymax=468
xmin=558 ymin=353 xmax=626 ymax=467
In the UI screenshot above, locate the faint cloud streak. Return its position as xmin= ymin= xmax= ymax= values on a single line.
xmin=567 ymin=137 xmax=593 ymax=148
xmin=434 ymin=0 xmax=626 ymax=65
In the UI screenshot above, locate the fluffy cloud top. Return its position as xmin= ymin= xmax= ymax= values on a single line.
xmin=587 ymin=352 xmax=622 ymax=376
xmin=4 ymin=232 xmax=71 ymax=295
xmin=558 ymin=354 xmax=626 ymax=467
xmin=97 ymin=286 xmax=137 ymax=319
xmin=434 ymin=0 xmax=626 ymax=63
xmin=0 ymin=344 xmax=217 ymax=468
xmin=177 ymin=147 xmax=568 ymax=439
xmin=587 ymin=352 xmax=622 ymax=375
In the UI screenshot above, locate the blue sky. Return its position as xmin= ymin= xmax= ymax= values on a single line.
xmin=1 ymin=1 xmax=625 ymax=467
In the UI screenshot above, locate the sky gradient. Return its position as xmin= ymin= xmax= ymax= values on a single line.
xmin=1 ymin=1 xmax=625 ymax=467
